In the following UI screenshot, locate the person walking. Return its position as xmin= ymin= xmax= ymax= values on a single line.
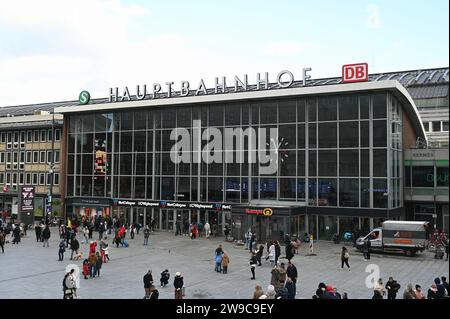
xmin=101 ymin=243 xmax=110 ymax=263
xmin=0 ymin=232 xmax=5 ymax=254
xmin=274 ymin=241 xmax=281 ymax=266
xmin=214 ymin=250 xmax=223 ymax=273
xmin=249 ymin=252 xmax=257 ymax=280
xmin=35 ymin=224 xmax=42 ymax=242
xmin=160 ymin=269 xmax=170 ymax=287
xmin=253 ymin=284 xmax=264 ymax=299
xmin=95 ymin=252 xmax=102 ymax=277
xmin=63 ymin=269 xmax=77 ymax=299
xmin=12 ymin=225 xmax=20 ymax=244
xmin=268 ymin=242 xmax=276 ymax=267
xmin=285 ymin=241 xmax=294 ymax=262
xmin=363 ymin=239 xmax=371 ymax=261
xmin=374 ymin=278 xmax=385 ymax=298
xmin=143 ymin=270 xmax=154 ymax=298
xmin=256 ymin=245 xmax=264 ymax=266
xmin=434 ymin=277 xmax=447 ymax=299
xmin=245 ymin=228 xmax=252 ymax=250
xmin=130 ymin=224 xmax=135 ymax=240
xmin=249 ymin=232 xmax=256 ymax=252
xmin=143 ymin=226 xmax=150 ymax=246
xmin=82 ymin=226 xmax=89 ymax=244
xmin=58 ymin=239 xmax=66 ymax=261
xmin=82 ymin=259 xmax=90 ymax=279
xmin=42 ymin=225 xmax=51 ymax=247
xmin=191 ymin=223 xmax=198 ymax=240
xmin=204 ymin=222 xmax=211 ymax=238
xmin=403 ymin=284 xmax=416 ymax=299
xmin=88 ymin=252 xmax=97 ymax=278
xmin=441 ymin=276 xmax=449 ymax=296
xmin=70 ymin=236 xmax=80 ymax=260
xmin=89 ymin=240 xmax=97 ymax=254
xmin=221 ymin=252 xmax=230 ymax=274
xmin=385 ymin=277 xmax=401 ymax=300
xmin=174 ymin=272 xmax=184 ymax=299
xmin=286 ymin=261 xmax=298 ymax=295
xmin=427 ymin=284 xmax=438 ymax=299
xmin=341 ymin=247 xmax=350 ymax=270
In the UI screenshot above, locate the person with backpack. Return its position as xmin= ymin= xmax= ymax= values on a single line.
xmin=63 ymin=269 xmax=77 ymax=299
xmin=249 ymin=252 xmax=257 ymax=280
xmin=341 ymin=247 xmax=350 ymax=270
xmin=70 ymin=236 xmax=80 ymax=260
xmin=42 ymin=225 xmax=51 ymax=247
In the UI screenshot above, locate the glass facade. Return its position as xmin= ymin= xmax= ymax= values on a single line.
xmin=66 ymin=92 xmax=402 ymax=211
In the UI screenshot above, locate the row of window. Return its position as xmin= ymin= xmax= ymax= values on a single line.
xmin=0 ymin=129 xmax=61 ymax=148
xmin=423 ymin=121 xmax=449 ymax=133
xmin=0 ymin=172 xmax=60 ymax=186
xmin=0 ymin=150 xmax=60 ymax=167
xmin=405 ymin=166 xmax=449 ymax=187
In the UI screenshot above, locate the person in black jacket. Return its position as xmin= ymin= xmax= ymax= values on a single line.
xmin=441 ymin=276 xmax=449 ymax=297
xmin=363 ymin=239 xmax=371 ymax=260
xmin=42 ymin=226 xmax=51 ymax=247
xmin=174 ymin=272 xmax=184 ymax=299
xmin=249 ymin=252 xmax=257 ymax=280
xmin=256 ymin=245 xmax=264 ymax=266
xmin=274 ymin=241 xmax=281 ymax=266
xmin=434 ymin=277 xmax=447 ymax=299
xmin=143 ymin=270 xmax=153 ymax=299
xmin=385 ymin=276 xmax=401 ymax=299
xmin=285 ymin=277 xmax=295 ymax=299
xmin=35 ymin=224 xmax=42 ymax=242
xmin=286 ymin=261 xmax=298 ymax=295
xmin=372 ymin=289 xmax=383 ymax=299
xmin=160 ymin=269 xmax=170 ymax=287
xmin=149 ymin=285 xmax=159 ymax=299
xmin=70 ymin=237 xmax=80 ymax=260
xmin=285 ymin=241 xmax=294 ymax=262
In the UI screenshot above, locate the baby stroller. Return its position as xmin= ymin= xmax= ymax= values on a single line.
xmin=160 ymin=269 xmax=170 ymax=287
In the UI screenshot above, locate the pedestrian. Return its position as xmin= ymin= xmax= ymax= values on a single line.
xmin=42 ymin=225 xmax=51 ymax=247
xmin=323 ymin=285 xmax=339 ymax=299
xmin=143 ymin=270 xmax=154 ymax=298
xmin=445 ymin=239 xmax=449 ymax=261
xmin=268 ymin=242 xmax=276 ymax=267
xmin=88 ymin=223 xmax=93 ymax=239
xmin=374 ymin=278 xmax=385 ymax=298
xmin=82 ymin=259 xmax=89 ymax=279
xmin=270 ymin=264 xmax=280 ymax=289
xmin=285 ymin=241 xmax=294 ymax=262
xmin=253 ymin=284 xmax=264 ymax=299
xmin=265 ymin=285 xmax=276 ymax=299
xmin=88 ymin=252 xmax=97 ymax=278
xmin=65 ymin=227 xmax=73 ymax=248
xmin=427 ymin=284 xmax=438 ymax=299
xmin=403 ymin=284 xmax=416 ymax=299
xmin=441 ymin=276 xmax=449 ymax=296
xmin=249 ymin=232 xmax=255 ymax=252
xmin=313 ymin=283 xmax=326 ymax=299
xmin=277 ymin=263 xmax=287 ymax=292
xmin=214 ymin=250 xmax=223 ymax=273
xmin=249 ymin=252 xmax=257 ymax=280
xmin=341 ymin=246 xmax=350 ymax=270
xmin=274 ymin=241 xmax=281 ymax=266
xmin=82 ymin=226 xmax=89 ymax=244
xmin=89 ymin=240 xmax=97 ymax=254
xmin=221 ymin=252 xmax=230 ymax=274
xmin=363 ymin=239 xmax=371 ymax=261
xmin=12 ymin=225 xmax=20 ymax=244
xmin=70 ymin=236 xmax=80 ymax=260
xmin=99 ymin=222 xmax=105 ymax=240
xmin=63 ymin=269 xmax=77 ymax=299
xmin=174 ymin=272 xmax=184 ymax=299
xmin=160 ymin=269 xmax=170 ymax=287
xmin=143 ymin=226 xmax=150 ymax=246
xmin=286 ymin=261 xmax=298 ymax=295
xmin=0 ymin=232 xmax=4 ymax=253
xmin=434 ymin=277 xmax=447 ymax=299
xmin=95 ymin=252 xmax=102 ymax=277
xmin=245 ymin=228 xmax=252 ymax=250
xmin=58 ymin=239 xmax=66 ymax=261
xmin=35 ymin=224 xmax=42 ymax=242
xmin=414 ymin=285 xmax=425 ymax=299
xmin=191 ymin=223 xmax=198 ymax=239
xmin=385 ymin=276 xmax=401 ymax=299
xmin=372 ymin=289 xmax=383 ymax=299
xmin=285 ymin=277 xmax=295 ymax=299
xmin=130 ymin=224 xmax=135 ymax=239
xmin=204 ymin=221 xmax=211 ymax=238
xmin=101 ymin=243 xmax=110 ymax=262
xmin=255 ymin=245 xmax=264 ymax=266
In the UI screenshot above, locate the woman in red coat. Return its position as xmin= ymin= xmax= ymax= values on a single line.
xmin=89 ymin=241 xmax=97 ymax=254
xmin=191 ymin=224 xmax=198 ymax=239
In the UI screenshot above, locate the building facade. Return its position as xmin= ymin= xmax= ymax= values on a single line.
xmin=0 ymin=109 xmax=63 ymax=224
xmin=55 ymin=72 xmax=432 ymax=242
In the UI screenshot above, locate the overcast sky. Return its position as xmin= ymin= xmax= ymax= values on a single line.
xmin=0 ymin=0 xmax=448 ymax=107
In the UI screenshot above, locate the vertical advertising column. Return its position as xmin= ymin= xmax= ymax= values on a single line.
xmin=20 ymin=186 xmax=35 ymax=225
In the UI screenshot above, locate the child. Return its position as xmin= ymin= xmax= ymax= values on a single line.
xmin=214 ymin=252 xmax=222 ymax=273
xmin=82 ymin=259 xmax=89 ymax=279
xmin=221 ymin=252 xmax=230 ymax=274
xmin=160 ymin=269 xmax=170 ymax=287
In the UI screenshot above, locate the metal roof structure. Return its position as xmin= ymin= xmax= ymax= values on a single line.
xmin=0 ymin=67 xmax=448 ymax=118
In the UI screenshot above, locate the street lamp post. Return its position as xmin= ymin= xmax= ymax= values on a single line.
xmin=45 ymin=112 xmax=55 ymax=226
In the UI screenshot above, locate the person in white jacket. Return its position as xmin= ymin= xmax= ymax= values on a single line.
xmin=204 ymin=222 xmax=211 ymax=238
xmin=269 ymin=243 xmax=276 ymax=267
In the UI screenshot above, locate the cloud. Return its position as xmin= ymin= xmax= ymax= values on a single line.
xmin=365 ymin=3 xmax=381 ymax=29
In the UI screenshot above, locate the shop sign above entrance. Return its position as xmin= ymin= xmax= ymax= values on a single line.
xmin=245 ymin=208 xmax=273 ymax=216
xmin=108 ymin=68 xmax=313 ymax=103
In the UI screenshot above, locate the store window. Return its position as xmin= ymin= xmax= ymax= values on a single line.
xmin=412 ymin=166 xmax=434 ymax=187
xmin=318 ymin=150 xmax=337 ymax=177
xmin=339 ymin=178 xmax=359 ymax=207
xmin=436 ymin=167 xmax=449 ymax=187
xmin=318 ymin=178 xmax=337 ymax=206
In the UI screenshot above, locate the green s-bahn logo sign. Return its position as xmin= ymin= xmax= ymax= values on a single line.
xmin=79 ymin=90 xmax=90 ymax=105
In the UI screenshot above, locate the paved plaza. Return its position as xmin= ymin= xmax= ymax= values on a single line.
xmin=0 ymin=228 xmax=448 ymax=299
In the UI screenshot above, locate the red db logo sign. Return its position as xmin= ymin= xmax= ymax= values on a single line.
xmin=342 ymin=63 xmax=368 ymax=83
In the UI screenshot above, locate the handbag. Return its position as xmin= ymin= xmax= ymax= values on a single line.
xmin=344 ymin=252 xmax=350 ymax=259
